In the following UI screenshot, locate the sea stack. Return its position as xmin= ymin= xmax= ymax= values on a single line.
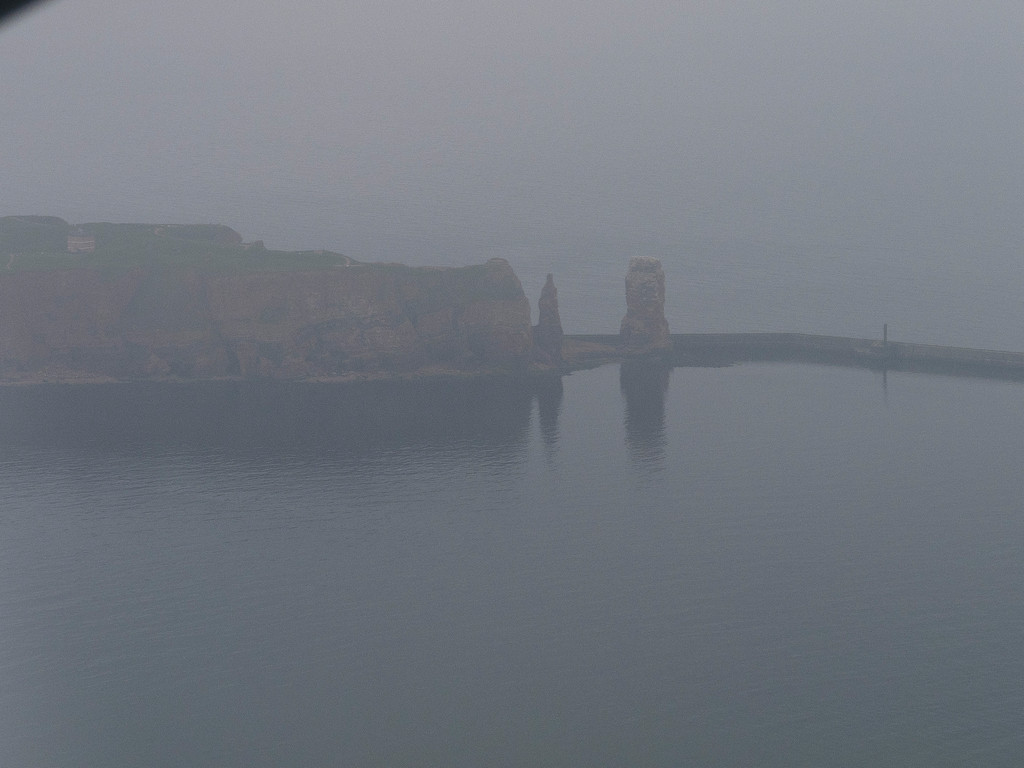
xmin=620 ymin=256 xmax=670 ymax=352
xmin=532 ymin=273 xmax=563 ymax=366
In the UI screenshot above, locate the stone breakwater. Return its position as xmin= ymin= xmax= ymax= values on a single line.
xmin=562 ymin=332 xmax=1024 ymax=382
xmin=668 ymin=332 xmax=1024 ymax=380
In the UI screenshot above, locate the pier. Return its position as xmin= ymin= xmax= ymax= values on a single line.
xmin=563 ymin=332 xmax=1024 ymax=382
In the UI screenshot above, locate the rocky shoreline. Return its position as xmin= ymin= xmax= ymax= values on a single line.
xmin=0 ymin=218 xmax=678 ymax=385
xmin=5 ymin=216 xmax=1024 ymax=386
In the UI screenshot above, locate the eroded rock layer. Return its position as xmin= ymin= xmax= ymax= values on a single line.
xmin=0 ymin=258 xmax=534 ymax=382
xmin=619 ymin=256 xmax=670 ymax=351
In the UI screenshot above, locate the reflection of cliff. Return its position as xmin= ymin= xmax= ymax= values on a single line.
xmin=0 ymin=258 xmax=535 ymax=382
xmin=0 ymin=377 xmax=540 ymax=454
xmin=620 ymin=360 xmax=671 ymax=465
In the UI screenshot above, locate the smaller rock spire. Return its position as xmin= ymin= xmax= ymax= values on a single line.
xmin=533 ymin=273 xmax=563 ymax=365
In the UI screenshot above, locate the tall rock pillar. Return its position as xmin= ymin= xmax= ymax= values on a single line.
xmin=533 ymin=273 xmax=563 ymax=366
xmin=619 ymin=256 xmax=670 ymax=352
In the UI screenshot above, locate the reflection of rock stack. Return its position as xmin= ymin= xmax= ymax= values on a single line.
xmin=535 ymin=374 xmax=563 ymax=451
xmin=620 ymin=359 xmax=670 ymax=467
xmin=620 ymin=256 xmax=670 ymax=353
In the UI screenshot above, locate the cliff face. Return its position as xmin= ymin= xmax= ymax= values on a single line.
xmin=0 ymin=258 xmax=534 ymax=382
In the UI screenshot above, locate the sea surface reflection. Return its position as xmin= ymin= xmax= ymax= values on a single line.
xmin=3 ymin=363 xmax=1024 ymax=767
xmin=0 ymin=377 xmax=546 ymax=457
xmin=620 ymin=360 xmax=671 ymax=468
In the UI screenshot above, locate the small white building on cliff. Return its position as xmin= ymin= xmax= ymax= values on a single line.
xmin=67 ymin=227 xmax=95 ymax=253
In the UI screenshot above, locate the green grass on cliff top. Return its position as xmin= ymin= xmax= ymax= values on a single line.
xmin=0 ymin=218 xmax=524 ymax=302
xmin=0 ymin=219 xmax=356 ymax=273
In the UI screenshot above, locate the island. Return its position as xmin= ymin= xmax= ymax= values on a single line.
xmin=5 ymin=215 xmax=1024 ymax=386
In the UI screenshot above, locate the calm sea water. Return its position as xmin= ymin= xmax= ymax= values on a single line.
xmin=2 ymin=363 xmax=1024 ymax=767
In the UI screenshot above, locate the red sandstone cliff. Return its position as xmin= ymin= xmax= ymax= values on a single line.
xmin=0 ymin=258 xmax=535 ymax=382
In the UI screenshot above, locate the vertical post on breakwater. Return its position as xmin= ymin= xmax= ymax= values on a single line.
xmin=882 ymin=323 xmax=889 ymax=399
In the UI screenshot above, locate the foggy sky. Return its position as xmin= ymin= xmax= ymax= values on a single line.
xmin=2 ymin=1 xmax=1022 ymax=340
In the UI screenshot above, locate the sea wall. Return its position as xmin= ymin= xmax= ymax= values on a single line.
xmin=669 ymin=333 xmax=1024 ymax=379
xmin=564 ymin=332 xmax=1024 ymax=382
xmin=0 ymin=258 xmax=535 ymax=382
